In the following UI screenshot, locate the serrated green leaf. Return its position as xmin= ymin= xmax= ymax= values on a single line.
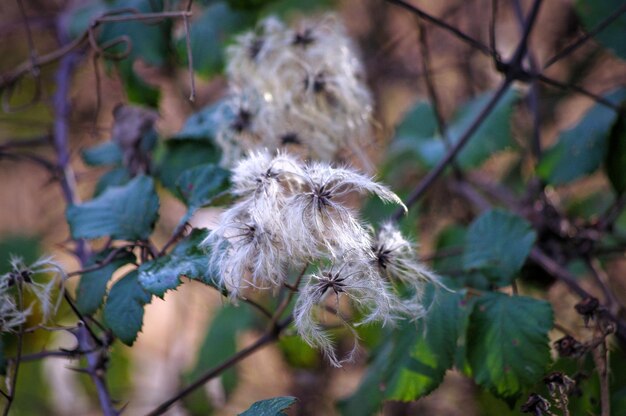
xmin=177 ymin=2 xmax=256 ymax=77
xmin=67 ymin=175 xmax=159 ymax=241
xmin=467 ymin=293 xmax=553 ymax=400
xmin=537 ymin=89 xmax=626 ymax=185
xmin=76 ymin=250 xmax=136 ymax=315
xmin=81 ymin=141 xmax=123 ymax=166
xmin=156 ymin=139 xmax=221 ymax=195
xmin=391 ymin=88 xmax=518 ymax=170
xmin=138 ymin=228 xmax=217 ymax=296
xmin=177 ymin=164 xmax=230 ymax=210
xmin=463 ymin=209 xmax=536 ymax=287
xmin=575 ymin=0 xmax=626 ymax=60
xmin=103 ymin=270 xmax=152 ymax=345
xmin=385 ymin=289 xmax=466 ymax=401
xmin=239 ymin=396 xmax=297 ymax=416
xmin=340 ymin=289 xmax=469 ymax=414
xmin=605 ymin=113 xmax=626 ymax=194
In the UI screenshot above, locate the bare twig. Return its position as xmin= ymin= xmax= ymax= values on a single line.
xmin=241 ymin=298 xmax=273 ymax=320
xmin=385 ymin=0 xmax=493 ymax=56
xmin=0 ymin=10 xmax=192 ymax=91
xmin=597 ymin=193 xmax=626 ymax=231
xmin=392 ymin=78 xmax=513 ymax=220
xmin=269 ymin=265 xmax=308 ymax=330
xmin=67 ymin=245 xmax=135 ymax=277
xmin=536 ymin=74 xmax=621 ymax=111
xmin=544 ymin=2 xmax=626 ymax=69
xmin=75 ymin=324 xmax=119 ymax=416
xmin=489 ymin=0 xmax=498 ymax=60
xmin=508 ymin=0 xmax=543 ymax=67
xmin=592 ymin=323 xmax=610 ymax=416
xmin=145 ymin=316 xmax=293 ymax=416
xmin=585 ymin=258 xmax=621 ymax=313
xmin=511 ymin=0 xmax=542 ymax=159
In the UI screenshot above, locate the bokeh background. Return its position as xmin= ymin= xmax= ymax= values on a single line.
xmin=1 ymin=0 xmax=626 ymax=415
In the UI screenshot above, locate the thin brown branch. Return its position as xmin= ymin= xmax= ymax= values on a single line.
xmin=489 ymin=0 xmax=498 ymax=60
xmin=585 ymin=258 xmax=621 ymax=312
xmin=67 ymin=245 xmax=135 ymax=277
xmin=592 ymin=323 xmax=610 ymax=416
xmin=242 ymin=298 xmax=273 ymax=320
xmin=536 ymin=74 xmax=621 ymax=111
xmin=544 ymin=2 xmax=626 ymax=69
xmin=392 ymin=78 xmax=513 ymax=220
xmin=145 ymin=316 xmax=292 ymax=416
xmin=270 ymin=265 xmax=308 ymax=330
xmin=0 ymin=10 xmax=192 ymax=91
xmin=597 ymin=193 xmax=626 ymax=231
xmin=385 ymin=0 xmax=493 ymax=56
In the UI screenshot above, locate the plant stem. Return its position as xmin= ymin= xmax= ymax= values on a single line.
xmin=392 ymin=78 xmax=512 ymax=220
xmin=145 ymin=317 xmax=292 ymax=416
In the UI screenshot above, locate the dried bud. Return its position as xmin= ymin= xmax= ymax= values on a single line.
xmin=521 ymin=393 xmax=551 ymax=415
xmin=111 ymin=104 xmax=158 ymax=175
xmin=544 ymin=372 xmax=576 ymax=395
xmin=554 ymin=335 xmax=585 ymax=358
xmin=574 ymin=297 xmax=599 ymax=326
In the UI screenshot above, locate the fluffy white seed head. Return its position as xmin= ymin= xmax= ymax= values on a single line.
xmin=371 ymin=222 xmax=445 ymax=319
xmin=0 ymin=256 xmax=65 ymax=332
xmin=217 ymin=13 xmax=375 ymax=166
xmin=294 ymin=258 xmax=406 ymax=367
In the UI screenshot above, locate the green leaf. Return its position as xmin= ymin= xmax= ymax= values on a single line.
xmin=94 ymin=168 xmax=131 ymax=197
xmin=395 ymin=102 xmax=439 ymax=141
xmin=463 ymin=209 xmax=536 ymax=287
xmin=537 ymin=89 xmax=626 ymax=185
xmin=173 ymin=101 xmax=230 ymax=141
xmin=467 ymin=293 xmax=553 ymax=400
xmin=138 ymin=228 xmax=217 ymax=296
xmin=448 ymin=88 xmax=518 ymax=167
xmin=385 ymin=289 xmax=466 ymax=401
xmin=67 ymin=175 xmax=159 ymax=241
xmin=100 ymin=0 xmax=171 ymax=67
xmin=76 ymin=250 xmax=136 ymax=315
xmin=117 ymin=59 xmax=161 ymax=108
xmin=239 ymin=396 xmax=297 ymax=416
xmin=575 ymin=0 xmax=626 ymax=60
xmin=185 ymin=305 xmax=253 ymax=412
xmin=391 ymin=89 xmax=518 ymax=170
xmin=81 ymin=141 xmax=122 ymax=166
xmin=177 ymin=164 xmax=230 ymax=210
xmin=340 ymin=289 xmax=468 ymax=414
xmin=156 ymin=139 xmax=221 ymax=195
xmin=103 ymin=270 xmax=152 ymax=345
xmin=605 ymin=113 xmax=626 ymax=194
xmin=177 ymin=2 xmax=256 ymax=77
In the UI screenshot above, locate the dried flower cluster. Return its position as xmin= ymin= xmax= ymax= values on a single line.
xmin=206 ymin=151 xmax=441 ymax=366
xmin=214 ymin=14 xmax=374 ymax=167
xmin=0 ymin=256 xmax=65 ymax=333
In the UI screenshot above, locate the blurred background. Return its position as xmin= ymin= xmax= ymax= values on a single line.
xmin=1 ymin=0 xmax=626 ymax=415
